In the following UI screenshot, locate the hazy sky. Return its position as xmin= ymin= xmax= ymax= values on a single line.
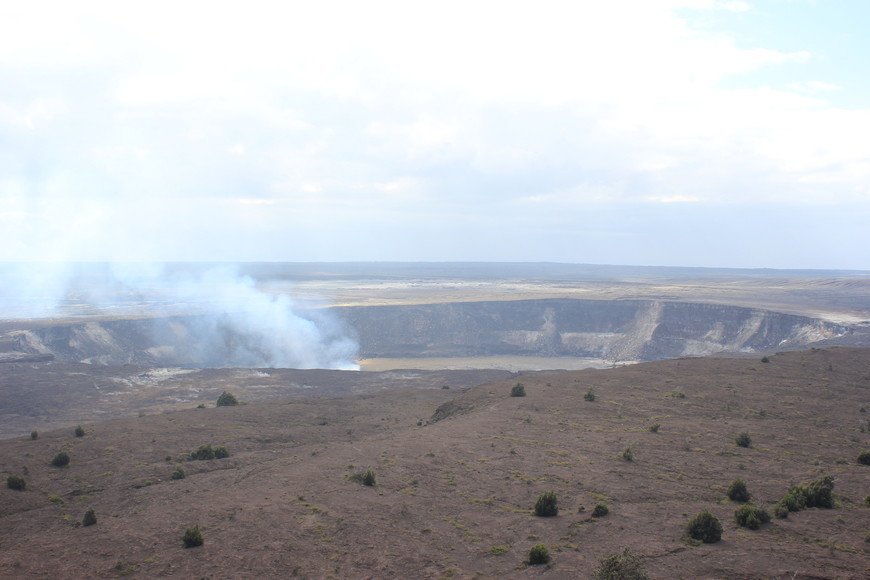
xmin=2 ymin=0 xmax=868 ymax=269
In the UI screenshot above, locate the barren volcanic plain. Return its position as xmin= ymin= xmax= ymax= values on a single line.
xmin=1 ymin=263 xmax=869 ymax=578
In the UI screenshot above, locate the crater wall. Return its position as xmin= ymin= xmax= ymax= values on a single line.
xmin=1 ymin=299 xmax=849 ymax=367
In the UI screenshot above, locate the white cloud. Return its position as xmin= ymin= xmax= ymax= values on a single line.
xmin=0 ymin=0 xmax=868 ymax=267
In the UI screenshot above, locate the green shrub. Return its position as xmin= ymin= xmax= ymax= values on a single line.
xmin=348 ymin=468 xmax=376 ymax=486
xmin=776 ymin=474 xmax=835 ymax=515
xmin=534 ymin=491 xmax=558 ymax=517
xmin=82 ymin=508 xmax=97 ymax=527
xmin=622 ymin=447 xmax=633 ymax=462
xmin=74 ymin=425 xmax=85 ymax=437
xmin=863 ymin=495 xmax=870 ymax=508
xmin=171 ymin=466 xmax=186 ymax=480
xmin=648 ymin=423 xmax=660 ymax=433
xmin=761 ymin=356 xmax=770 ymax=363
xmin=773 ymin=503 xmax=790 ymax=519
xmin=182 ymin=525 xmax=203 ymax=548
xmin=30 ymin=430 xmax=38 ymax=440
xmin=857 ymin=450 xmax=870 ymax=465
xmin=727 ymin=478 xmax=750 ymax=502
xmin=527 ymin=543 xmax=550 ymax=565
xmin=593 ymin=548 xmax=650 ymax=580
xmin=510 ymin=383 xmax=526 ymax=397
xmin=188 ymin=444 xmax=229 ymax=461
xmin=584 ymin=388 xmax=596 ymax=402
xmin=189 ymin=444 xmax=215 ymax=460
xmin=216 ymin=391 xmax=238 ymax=407
xmin=51 ymin=450 xmax=70 ymax=467
xmin=592 ymin=502 xmax=609 ymax=518
xmin=734 ymin=504 xmax=770 ymax=529
xmin=685 ymin=509 xmax=723 ymax=543
xmin=735 ymin=432 xmax=752 ymax=448
xmin=6 ymin=474 xmax=26 ymax=491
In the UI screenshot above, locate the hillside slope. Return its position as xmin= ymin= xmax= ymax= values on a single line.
xmin=1 ymin=348 xmax=869 ymax=578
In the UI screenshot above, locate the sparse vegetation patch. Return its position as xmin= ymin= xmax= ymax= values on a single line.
xmin=727 ymin=478 xmax=750 ymax=502
xmin=182 ymin=525 xmax=203 ymax=548
xmin=188 ymin=444 xmax=230 ymax=460
xmin=857 ymin=450 xmax=870 ymax=465
xmin=735 ymin=432 xmax=752 ymax=448
xmin=6 ymin=474 xmax=26 ymax=490
xmin=593 ymin=548 xmax=650 ymax=580
xmin=776 ymin=474 xmax=835 ymax=515
xmin=216 ymin=391 xmax=239 ymax=406
xmin=734 ymin=504 xmax=770 ymax=529
xmin=592 ymin=502 xmax=609 ymax=518
xmin=526 ymin=543 xmax=550 ymax=565
xmin=51 ymin=450 xmax=70 ymax=467
xmin=348 ymin=468 xmax=376 ymax=486
xmin=686 ymin=509 xmax=723 ymax=543
xmin=534 ymin=491 xmax=558 ymax=517
xmin=584 ymin=388 xmax=596 ymax=402
xmin=510 ymin=383 xmax=526 ymax=397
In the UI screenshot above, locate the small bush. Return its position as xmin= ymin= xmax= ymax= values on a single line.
xmin=734 ymin=504 xmax=770 ymax=530
xmin=51 ymin=450 xmax=70 ymax=467
xmin=171 ymin=466 xmax=186 ymax=480
xmin=189 ymin=444 xmax=215 ymax=460
xmin=777 ymin=474 xmax=835 ymax=515
xmin=857 ymin=450 xmax=870 ymax=465
xmin=593 ymin=548 xmax=650 ymax=580
xmin=6 ymin=474 xmax=26 ymax=491
xmin=584 ymin=389 xmax=596 ymax=402
xmin=527 ymin=543 xmax=550 ymax=565
xmin=189 ymin=444 xmax=229 ymax=461
xmin=761 ymin=356 xmax=770 ymax=363
xmin=30 ymin=431 xmax=38 ymax=440
xmin=534 ymin=491 xmax=558 ymax=517
xmin=773 ymin=503 xmax=790 ymax=519
xmin=735 ymin=432 xmax=752 ymax=448
xmin=82 ymin=508 xmax=97 ymax=527
xmin=648 ymin=423 xmax=660 ymax=433
xmin=48 ymin=495 xmax=64 ymax=504
xmin=74 ymin=425 xmax=85 ymax=437
xmin=216 ymin=391 xmax=239 ymax=407
xmin=182 ymin=525 xmax=204 ymax=548
xmin=863 ymin=495 xmax=870 ymax=507
xmin=510 ymin=383 xmax=526 ymax=397
xmin=592 ymin=502 xmax=609 ymax=518
xmin=685 ymin=509 xmax=723 ymax=543
xmin=348 ymin=468 xmax=376 ymax=486
xmin=727 ymin=478 xmax=751 ymax=502
xmin=622 ymin=447 xmax=633 ymax=462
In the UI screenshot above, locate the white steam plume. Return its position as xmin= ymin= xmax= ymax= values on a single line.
xmin=0 ymin=262 xmax=359 ymax=370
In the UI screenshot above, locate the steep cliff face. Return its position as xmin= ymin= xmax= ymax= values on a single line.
xmin=1 ymin=299 xmax=848 ymax=366
xmin=340 ymin=299 xmax=847 ymax=362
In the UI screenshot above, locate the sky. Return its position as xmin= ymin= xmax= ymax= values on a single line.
xmin=1 ymin=0 xmax=869 ymax=269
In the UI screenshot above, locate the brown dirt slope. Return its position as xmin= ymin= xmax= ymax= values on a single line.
xmin=1 ymin=347 xmax=869 ymax=579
